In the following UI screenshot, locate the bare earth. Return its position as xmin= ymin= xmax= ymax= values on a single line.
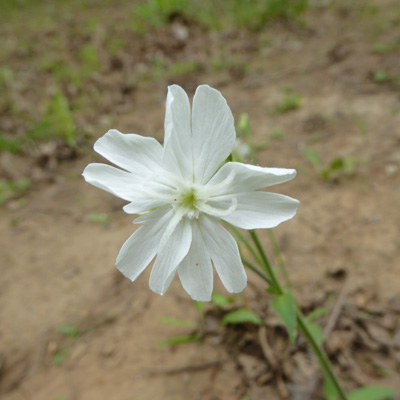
xmin=1 ymin=1 xmax=400 ymax=399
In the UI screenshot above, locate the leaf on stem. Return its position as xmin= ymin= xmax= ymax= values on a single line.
xmin=348 ymin=386 xmax=395 ymax=400
xmin=212 ymin=291 xmax=234 ymax=308
xmin=221 ymin=308 xmax=262 ymax=326
xmin=307 ymin=307 xmax=329 ymax=321
xmin=159 ymin=333 xmax=200 ymax=347
xmin=323 ymin=376 xmax=339 ymax=400
xmin=271 ymin=290 xmax=297 ymax=342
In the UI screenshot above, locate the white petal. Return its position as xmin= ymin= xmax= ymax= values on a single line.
xmin=116 ymin=207 xmax=173 ymax=281
xmin=149 ymin=216 xmax=192 ymax=295
xmin=163 ymin=85 xmax=193 ymax=182
xmin=207 ymin=162 xmax=297 ymax=194
xmin=94 ymin=129 xmax=163 ymax=175
xmin=211 ymin=192 xmax=299 ymax=230
xmin=178 ymin=220 xmax=213 ymax=301
xmin=82 ymin=163 xmax=136 ymax=201
xmin=122 ymin=179 xmax=176 ymax=214
xmin=123 ymin=197 xmax=165 ymax=214
xmin=192 ymin=85 xmax=236 ymax=184
xmin=199 ymin=215 xmax=247 ymax=293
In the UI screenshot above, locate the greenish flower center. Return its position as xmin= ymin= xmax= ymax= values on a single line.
xmin=180 ymin=187 xmax=197 ymax=210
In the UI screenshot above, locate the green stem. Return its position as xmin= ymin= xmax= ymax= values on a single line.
xmin=241 ymin=253 xmax=272 ymax=285
xmin=296 ymin=312 xmax=349 ymax=400
xmin=249 ymin=230 xmax=280 ymax=290
xmin=248 ymin=230 xmax=349 ymax=400
xmin=267 ymin=229 xmax=291 ymax=289
xmin=228 ymin=224 xmax=266 ymax=271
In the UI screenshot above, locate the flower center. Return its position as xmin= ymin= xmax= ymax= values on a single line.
xmin=181 ymin=187 xmax=197 ymax=209
xmin=175 ymin=186 xmax=201 ymax=219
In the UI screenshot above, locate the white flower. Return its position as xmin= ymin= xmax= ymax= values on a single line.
xmin=83 ymin=85 xmax=299 ymax=301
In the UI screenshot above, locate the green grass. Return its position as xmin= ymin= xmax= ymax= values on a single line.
xmin=373 ymin=40 xmax=400 ymax=54
xmin=373 ymin=70 xmax=390 ymax=84
xmin=272 ymin=92 xmax=303 ymax=114
xmin=0 ymin=133 xmax=23 ymax=154
xmin=0 ymin=178 xmax=31 ymax=204
xmin=28 ymin=88 xmax=76 ymax=147
xmin=132 ymin=0 xmax=308 ymax=32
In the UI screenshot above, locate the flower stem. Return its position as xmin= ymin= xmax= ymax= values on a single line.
xmin=240 ymin=252 xmax=272 ymax=285
xmin=267 ymin=229 xmax=292 ymax=289
xmin=249 ymin=230 xmax=280 ymax=291
xmin=248 ymin=230 xmax=349 ymax=400
xmin=227 ymin=224 xmax=266 ymax=272
xmin=296 ymin=311 xmax=349 ymax=400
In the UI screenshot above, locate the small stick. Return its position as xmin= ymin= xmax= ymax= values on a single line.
xmin=147 ymin=358 xmax=228 ymax=376
xmin=323 ymin=276 xmax=351 ymax=339
xmin=258 ymin=326 xmax=278 ymax=370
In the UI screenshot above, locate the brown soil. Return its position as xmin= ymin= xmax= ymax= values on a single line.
xmin=1 ymin=1 xmax=400 ymax=399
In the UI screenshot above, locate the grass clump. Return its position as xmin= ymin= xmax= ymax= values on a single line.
xmin=273 ymin=92 xmax=303 ymax=114
xmin=0 ymin=178 xmax=31 ymax=204
xmin=28 ymin=88 xmax=76 ymax=148
xmin=132 ymin=0 xmax=308 ymax=32
xmin=0 ymin=134 xmax=23 ymax=154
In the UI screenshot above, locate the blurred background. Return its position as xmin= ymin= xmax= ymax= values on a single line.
xmin=1 ymin=0 xmax=399 ymax=399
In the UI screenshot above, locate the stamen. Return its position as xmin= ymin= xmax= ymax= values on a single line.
xmin=135 ymin=186 xmax=177 ymax=203
xmin=196 ymin=197 xmax=237 ymax=217
xmin=197 ymin=170 xmax=236 ymax=199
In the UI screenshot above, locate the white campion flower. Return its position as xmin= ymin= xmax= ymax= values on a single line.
xmin=83 ymin=85 xmax=299 ymax=301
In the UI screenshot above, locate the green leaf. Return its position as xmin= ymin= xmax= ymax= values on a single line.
xmin=349 ymin=386 xmax=395 ymax=400
xmin=330 ymin=158 xmax=344 ymax=171
xmin=271 ymin=290 xmax=297 ymax=342
xmin=306 ymin=321 xmax=324 ymax=344
xmin=88 ymin=213 xmax=109 ymax=226
xmin=159 ymin=334 xmax=200 ymax=348
xmin=306 ymin=307 xmax=329 ymax=322
xmin=266 ymin=285 xmax=280 ymax=295
xmin=212 ymin=291 xmax=234 ymax=308
xmin=221 ymin=309 xmax=262 ymax=326
xmin=56 ymin=324 xmax=80 ymax=338
xmin=160 ymin=317 xmax=197 ymax=328
xmin=304 ymin=148 xmax=322 ymax=170
xmin=323 ymin=377 xmax=339 ymax=400
xmin=52 ymin=348 xmax=69 ymax=365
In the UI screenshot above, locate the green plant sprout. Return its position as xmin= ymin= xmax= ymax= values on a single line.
xmin=88 ymin=213 xmax=110 ymax=227
xmin=28 ymin=87 xmax=76 ymax=148
xmin=373 ymin=70 xmax=390 ymax=84
xmin=159 ymin=315 xmax=200 ymax=347
xmin=233 ymin=113 xmax=268 ymax=162
xmin=304 ymin=147 xmax=366 ymax=182
xmin=52 ymin=322 xmax=84 ymax=366
xmin=131 ymin=0 xmax=308 ymax=33
xmin=272 ymin=91 xmax=303 ymax=114
xmin=0 ymin=178 xmax=30 ymax=204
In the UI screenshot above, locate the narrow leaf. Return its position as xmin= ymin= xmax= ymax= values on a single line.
xmin=160 ymin=317 xmax=197 ymax=328
xmin=159 ymin=334 xmax=200 ymax=348
xmin=306 ymin=307 xmax=329 ymax=322
xmin=304 ymin=148 xmax=322 ymax=170
xmin=324 ymin=376 xmax=339 ymax=400
xmin=212 ymin=291 xmax=234 ymax=308
xmin=349 ymin=386 xmax=395 ymax=400
xmin=271 ymin=290 xmax=297 ymax=342
xmin=57 ymin=324 xmax=80 ymax=338
xmin=222 ymin=309 xmax=262 ymax=326
xmin=306 ymin=321 xmax=324 ymax=344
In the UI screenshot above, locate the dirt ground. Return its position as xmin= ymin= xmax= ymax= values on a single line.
xmin=1 ymin=1 xmax=400 ymax=399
